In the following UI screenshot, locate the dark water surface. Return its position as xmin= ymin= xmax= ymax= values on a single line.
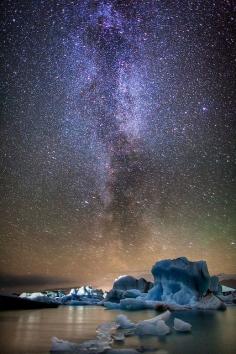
xmin=0 ymin=305 xmax=235 ymax=353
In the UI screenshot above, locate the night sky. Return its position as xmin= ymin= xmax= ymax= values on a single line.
xmin=0 ymin=0 xmax=235 ymax=291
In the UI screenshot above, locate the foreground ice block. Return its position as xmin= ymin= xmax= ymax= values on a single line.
xmin=141 ymin=310 xmax=171 ymax=324
xmin=173 ymin=318 xmax=192 ymax=332
xmin=116 ymin=314 xmax=135 ymax=329
xmin=135 ymin=319 xmax=170 ymax=336
xmin=147 ymin=257 xmax=210 ymax=305
xmin=51 ymin=337 xmax=79 ymax=352
xmin=51 ymin=337 xmax=111 ymax=353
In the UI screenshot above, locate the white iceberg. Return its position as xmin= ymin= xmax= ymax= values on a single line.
xmin=173 ymin=318 xmax=192 ymax=332
xmin=20 ymin=292 xmax=58 ymax=304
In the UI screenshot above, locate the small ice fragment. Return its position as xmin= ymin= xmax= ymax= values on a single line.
xmin=78 ymin=339 xmax=111 ymax=352
xmin=116 ymin=314 xmax=135 ymax=329
xmin=174 ymin=318 xmax=192 ymax=332
xmin=96 ymin=322 xmax=117 ymax=341
xmin=51 ymin=337 xmax=79 ymax=352
xmin=112 ymin=332 xmax=125 ymax=342
xmin=142 ymin=310 xmax=171 ymax=325
xmin=135 ymin=320 xmax=170 ymax=336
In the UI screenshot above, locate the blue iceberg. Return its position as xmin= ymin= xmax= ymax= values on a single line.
xmin=146 ymin=257 xmax=210 ymax=305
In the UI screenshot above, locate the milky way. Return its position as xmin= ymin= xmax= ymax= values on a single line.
xmin=0 ymin=0 xmax=235 ymax=290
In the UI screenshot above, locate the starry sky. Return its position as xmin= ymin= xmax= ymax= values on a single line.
xmin=0 ymin=0 xmax=236 ymax=291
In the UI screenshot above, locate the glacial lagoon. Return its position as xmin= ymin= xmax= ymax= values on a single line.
xmin=0 ymin=305 xmax=235 ymax=354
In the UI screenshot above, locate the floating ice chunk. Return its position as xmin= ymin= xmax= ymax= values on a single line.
xmin=116 ymin=314 xmax=135 ymax=329
xmin=148 ymin=320 xmax=170 ymax=336
xmin=97 ymin=322 xmax=117 ymax=334
xmin=61 ymin=294 xmax=72 ymax=304
xmin=120 ymin=298 xmax=151 ymax=311
xmin=21 ymin=292 xmax=58 ymax=304
xmin=96 ymin=322 xmax=117 ymax=341
xmin=135 ymin=320 xmax=170 ymax=336
xmin=103 ymin=301 xmax=121 ymax=310
xmin=78 ymin=339 xmax=111 ymax=352
xmin=196 ymin=294 xmax=226 ymax=310
xmin=218 ymin=293 xmax=234 ymax=304
xmin=112 ymin=331 xmax=125 ymax=342
xmin=141 ymin=310 xmax=171 ymax=325
xmin=51 ymin=337 xmax=79 ymax=352
xmin=51 ymin=337 xmax=111 ymax=353
xmin=173 ymin=318 xmax=192 ymax=332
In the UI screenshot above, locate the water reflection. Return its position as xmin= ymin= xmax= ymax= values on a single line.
xmin=0 ymin=306 xmax=235 ymax=353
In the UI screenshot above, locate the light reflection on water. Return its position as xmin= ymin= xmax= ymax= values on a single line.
xmin=0 ymin=305 xmax=235 ymax=353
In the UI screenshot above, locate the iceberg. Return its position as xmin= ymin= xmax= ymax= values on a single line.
xmin=209 ymin=276 xmax=222 ymax=294
xmin=116 ymin=314 xmax=135 ymax=329
xmin=120 ymin=298 xmax=152 ymax=311
xmin=123 ymin=289 xmax=143 ymax=298
xmin=196 ymin=294 xmax=226 ymax=310
xmin=141 ymin=310 xmax=171 ymax=324
xmin=103 ymin=301 xmax=121 ymax=310
xmin=96 ymin=322 xmax=117 ymax=341
xmin=51 ymin=337 xmax=79 ymax=352
xmin=173 ymin=318 xmax=192 ymax=332
xmin=112 ymin=332 xmax=125 ymax=342
xmin=113 ymin=276 xmax=153 ymax=292
xmin=20 ymin=292 xmax=58 ymax=304
xmin=105 ymin=289 xmax=125 ymax=303
xmin=106 ymin=276 xmax=153 ymax=303
xmin=147 ymin=257 xmax=210 ymax=305
xmin=77 ymin=339 xmax=111 ymax=352
xmin=135 ymin=320 xmax=170 ymax=336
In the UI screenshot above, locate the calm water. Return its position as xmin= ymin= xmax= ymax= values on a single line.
xmin=0 ymin=305 xmax=235 ymax=354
